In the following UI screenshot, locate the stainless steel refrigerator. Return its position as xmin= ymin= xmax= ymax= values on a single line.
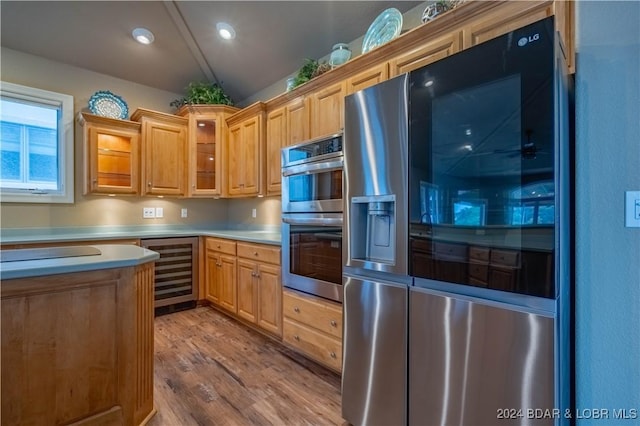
xmin=342 ymin=17 xmax=571 ymax=426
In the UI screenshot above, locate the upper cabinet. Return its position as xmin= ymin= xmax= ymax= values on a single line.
xmin=266 ymin=96 xmax=310 ymax=196
xmin=79 ymin=113 xmax=141 ymax=195
xmin=388 ymin=31 xmax=462 ymax=77
xmin=309 ymin=80 xmax=346 ymax=139
xmin=226 ymin=102 xmax=266 ymax=197
xmin=131 ymin=108 xmax=188 ymax=197
xmin=176 ymin=105 xmax=239 ymax=197
xmin=346 ymin=63 xmax=389 ymax=95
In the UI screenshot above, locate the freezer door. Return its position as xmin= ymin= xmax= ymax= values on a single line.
xmin=409 ymin=286 xmax=555 ymax=426
xmin=342 ymin=275 xmax=408 ymax=425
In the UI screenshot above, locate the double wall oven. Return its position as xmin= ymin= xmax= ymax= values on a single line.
xmin=281 ymin=133 xmax=343 ymax=303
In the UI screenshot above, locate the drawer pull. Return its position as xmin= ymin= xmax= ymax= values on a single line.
xmin=254 ymin=251 xmax=259 ymax=256
xmin=330 ymin=352 xmax=337 ymax=358
xmin=330 ymin=320 xmax=337 ymax=327
xmin=217 ymin=245 xmax=221 ymax=249
xmin=294 ymin=335 xmax=300 ymax=341
xmin=293 ymin=306 xmax=300 ymax=313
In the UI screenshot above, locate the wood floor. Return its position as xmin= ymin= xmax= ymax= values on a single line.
xmin=148 ymin=306 xmax=344 ymax=426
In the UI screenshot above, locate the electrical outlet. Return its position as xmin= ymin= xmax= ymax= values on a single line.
xmin=625 ymin=191 xmax=640 ymax=227
xmin=252 ymin=208 xmax=257 ymax=218
xmin=155 ymin=207 xmax=164 ymax=218
xmin=181 ymin=208 xmax=188 ymax=218
xmin=143 ymin=207 xmax=155 ymax=218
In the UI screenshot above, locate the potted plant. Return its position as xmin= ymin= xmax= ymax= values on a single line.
xmin=290 ymin=59 xmax=331 ymax=90
xmin=170 ymin=81 xmax=234 ymax=110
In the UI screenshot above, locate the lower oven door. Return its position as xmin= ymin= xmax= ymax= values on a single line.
xmin=282 ymin=213 xmax=343 ymax=303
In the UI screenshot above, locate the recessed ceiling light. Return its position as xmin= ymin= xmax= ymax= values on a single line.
xmin=132 ymin=27 xmax=155 ymax=45
xmin=216 ymin=22 xmax=236 ymax=40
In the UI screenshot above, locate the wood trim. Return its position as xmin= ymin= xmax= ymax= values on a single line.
xmin=175 ymin=104 xmax=240 ymax=117
xmin=78 ymin=112 xmax=141 ymax=131
xmin=131 ymin=108 xmax=188 ymax=125
xmin=226 ymin=101 xmax=266 ymax=126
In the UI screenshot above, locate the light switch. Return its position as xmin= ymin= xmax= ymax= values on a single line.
xmin=155 ymin=207 xmax=164 ymax=218
xmin=625 ymin=191 xmax=640 ymax=227
xmin=181 ymin=208 xmax=188 ymax=218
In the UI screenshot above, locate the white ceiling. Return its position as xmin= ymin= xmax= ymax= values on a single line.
xmin=0 ymin=1 xmax=422 ymax=104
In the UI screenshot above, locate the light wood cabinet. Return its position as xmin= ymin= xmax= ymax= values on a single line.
xmin=79 ymin=113 xmax=141 ymax=195
xmin=388 ymin=31 xmax=462 ymax=77
xmin=266 ymin=96 xmax=310 ymax=196
xmin=309 ymin=80 xmax=346 ymax=138
xmin=236 ymin=242 xmax=282 ymax=337
xmin=176 ymin=105 xmax=239 ymax=197
xmin=1 ymin=263 xmax=155 ymax=426
xmin=226 ymin=103 xmax=266 ymax=197
xmin=283 ymin=289 xmax=342 ymax=372
xmin=131 ymin=108 xmax=188 ymax=197
xmin=266 ymin=106 xmax=286 ymax=196
xmin=205 ymin=237 xmax=237 ymax=314
xmin=346 ymin=62 xmax=389 ymax=95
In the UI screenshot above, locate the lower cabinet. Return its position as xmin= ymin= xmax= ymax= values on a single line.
xmin=205 ymin=238 xmax=237 ymax=314
xmin=205 ymin=238 xmax=282 ymax=337
xmin=283 ymin=289 xmax=343 ymax=373
xmin=237 ymin=242 xmax=282 ymax=337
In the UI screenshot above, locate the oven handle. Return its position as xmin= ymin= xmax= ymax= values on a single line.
xmin=282 ymin=216 xmax=343 ymax=226
xmin=282 ymin=160 xmax=343 ymax=177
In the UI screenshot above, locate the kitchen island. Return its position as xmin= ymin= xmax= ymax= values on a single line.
xmin=1 ymin=245 xmax=159 ymax=426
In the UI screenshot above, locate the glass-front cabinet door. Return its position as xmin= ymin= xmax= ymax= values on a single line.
xmin=177 ymin=105 xmax=239 ymax=197
xmin=81 ymin=113 xmax=140 ymax=195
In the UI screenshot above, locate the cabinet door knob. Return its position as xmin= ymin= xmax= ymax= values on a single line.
xmin=148 ymin=182 xmax=152 ymax=187
xmin=294 ymin=335 xmax=300 ymax=341
xmin=217 ymin=245 xmax=221 ymax=249
xmin=253 ymin=251 xmax=258 ymax=256
xmin=255 ymin=274 xmax=260 ymax=279
xmin=330 ymin=352 xmax=337 ymax=358
xmin=293 ymin=306 xmax=300 ymax=313
xmin=251 ymin=272 xmax=255 ymax=277
xmin=330 ymin=320 xmax=337 ymax=327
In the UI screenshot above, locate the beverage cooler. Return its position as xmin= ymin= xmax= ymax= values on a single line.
xmin=342 ymin=17 xmax=573 ymax=426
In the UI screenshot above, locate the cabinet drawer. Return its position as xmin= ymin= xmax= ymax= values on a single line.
xmin=434 ymin=242 xmax=467 ymax=261
xmin=237 ymin=242 xmax=280 ymax=265
xmin=468 ymin=263 xmax=489 ymax=281
xmin=469 ymin=246 xmax=490 ymax=262
xmin=491 ymin=249 xmax=520 ymax=267
xmin=206 ymin=238 xmax=236 ymax=255
xmin=283 ymin=290 xmax=342 ymax=339
xmin=283 ymin=318 xmax=342 ymax=372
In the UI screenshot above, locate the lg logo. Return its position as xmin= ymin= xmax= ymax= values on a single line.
xmin=518 ymin=33 xmax=540 ymax=47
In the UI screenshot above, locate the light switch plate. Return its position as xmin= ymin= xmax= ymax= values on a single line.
xmin=625 ymin=191 xmax=640 ymax=227
xmin=143 ymin=207 xmax=155 ymax=219
xmin=181 ymin=208 xmax=188 ymax=218
xmin=155 ymin=207 xmax=164 ymax=218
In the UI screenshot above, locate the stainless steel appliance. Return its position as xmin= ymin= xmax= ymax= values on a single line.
xmin=342 ymin=17 xmax=572 ymax=426
xmin=281 ymin=134 xmax=344 ymax=302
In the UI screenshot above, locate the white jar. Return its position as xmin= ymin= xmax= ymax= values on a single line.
xmin=330 ymin=43 xmax=351 ymax=68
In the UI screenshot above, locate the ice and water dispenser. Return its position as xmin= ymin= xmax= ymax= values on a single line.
xmin=350 ymin=195 xmax=396 ymax=265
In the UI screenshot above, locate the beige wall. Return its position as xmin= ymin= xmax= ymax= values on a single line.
xmin=1 ymin=47 xmax=232 ymax=230
xmin=226 ymin=197 xmax=282 ymax=229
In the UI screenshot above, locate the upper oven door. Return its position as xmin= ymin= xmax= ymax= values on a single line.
xmin=282 ymin=158 xmax=343 ymax=213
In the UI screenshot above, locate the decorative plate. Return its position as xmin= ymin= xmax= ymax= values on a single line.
xmin=362 ymin=8 xmax=403 ymax=54
xmin=88 ymin=90 xmax=129 ymax=119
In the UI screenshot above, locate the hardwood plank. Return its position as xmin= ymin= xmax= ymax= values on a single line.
xmin=149 ymin=307 xmax=343 ymax=425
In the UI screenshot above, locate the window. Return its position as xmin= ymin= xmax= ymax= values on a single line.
xmin=0 ymin=81 xmax=74 ymax=203
xmin=453 ymin=198 xmax=487 ymax=226
xmin=507 ymin=182 xmax=555 ymax=225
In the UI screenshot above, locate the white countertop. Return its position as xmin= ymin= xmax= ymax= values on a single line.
xmin=0 ymin=225 xmax=282 ymax=246
xmin=0 ymin=244 xmax=160 ymax=280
